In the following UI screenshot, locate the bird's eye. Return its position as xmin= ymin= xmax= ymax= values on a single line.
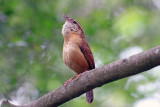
xmin=71 ymin=28 xmax=74 ymax=31
xmin=73 ymin=21 xmax=77 ymax=24
xmin=71 ymin=28 xmax=77 ymax=32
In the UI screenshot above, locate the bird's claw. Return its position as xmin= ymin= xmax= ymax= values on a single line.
xmin=63 ymin=80 xmax=71 ymax=86
xmin=76 ymin=73 xmax=83 ymax=80
xmin=64 ymin=71 xmax=88 ymax=86
xmin=63 ymin=75 xmax=77 ymax=86
xmin=76 ymin=70 xmax=89 ymax=80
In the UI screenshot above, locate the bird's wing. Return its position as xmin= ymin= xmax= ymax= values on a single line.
xmin=79 ymin=39 xmax=95 ymax=70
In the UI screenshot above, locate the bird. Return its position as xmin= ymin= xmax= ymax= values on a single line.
xmin=61 ymin=13 xmax=95 ymax=103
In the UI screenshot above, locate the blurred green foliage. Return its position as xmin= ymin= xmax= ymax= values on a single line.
xmin=0 ymin=0 xmax=160 ymax=107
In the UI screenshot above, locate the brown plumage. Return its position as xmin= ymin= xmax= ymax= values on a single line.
xmin=62 ymin=14 xmax=95 ymax=103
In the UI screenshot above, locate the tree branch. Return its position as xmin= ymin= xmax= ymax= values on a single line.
xmin=1 ymin=46 xmax=160 ymax=107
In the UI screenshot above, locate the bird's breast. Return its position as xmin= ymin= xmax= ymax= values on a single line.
xmin=63 ymin=43 xmax=89 ymax=74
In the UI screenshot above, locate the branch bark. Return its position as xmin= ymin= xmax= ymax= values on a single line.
xmin=1 ymin=46 xmax=160 ymax=107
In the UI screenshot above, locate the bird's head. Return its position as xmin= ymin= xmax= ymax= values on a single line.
xmin=62 ymin=14 xmax=84 ymax=37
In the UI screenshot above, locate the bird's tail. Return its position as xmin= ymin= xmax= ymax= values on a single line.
xmin=86 ymin=90 xmax=94 ymax=103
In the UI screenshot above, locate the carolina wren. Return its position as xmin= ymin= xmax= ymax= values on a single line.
xmin=62 ymin=14 xmax=95 ymax=103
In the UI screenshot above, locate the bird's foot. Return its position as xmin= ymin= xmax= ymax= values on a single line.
xmin=63 ymin=75 xmax=77 ymax=86
xmin=76 ymin=70 xmax=88 ymax=80
xmin=63 ymin=80 xmax=71 ymax=86
xmin=76 ymin=73 xmax=83 ymax=80
xmin=64 ymin=70 xmax=89 ymax=86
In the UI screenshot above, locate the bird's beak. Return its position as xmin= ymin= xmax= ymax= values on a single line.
xmin=63 ymin=13 xmax=71 ymax=22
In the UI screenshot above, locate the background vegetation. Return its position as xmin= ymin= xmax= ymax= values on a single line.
xmin=0 ymin=0 xmax=160 ymax=107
